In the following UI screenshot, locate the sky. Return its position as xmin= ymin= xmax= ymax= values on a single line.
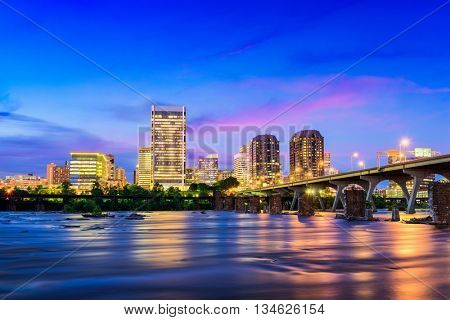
xmin=1 ymin=0 xmax=449 ymax=180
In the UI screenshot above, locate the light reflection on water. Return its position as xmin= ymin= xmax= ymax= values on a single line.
xmin=0 ymin=210 xmax=448 ymax=300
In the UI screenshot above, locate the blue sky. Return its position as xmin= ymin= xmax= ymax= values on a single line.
xmin=1 ymin=0 xmax=449 ymax=179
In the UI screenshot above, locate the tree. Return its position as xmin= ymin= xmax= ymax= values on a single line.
xmin=91 ymin=181 xmax=104 ymax=197
xmin=216 ymin=177 xmax=239 ymax=191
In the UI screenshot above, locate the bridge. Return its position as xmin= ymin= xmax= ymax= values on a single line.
xmin=239 ymin=154 xmax=450 ymax=214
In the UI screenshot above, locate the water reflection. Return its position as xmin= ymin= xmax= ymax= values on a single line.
xmin=0 ymin=210 xmax=448 ymax=299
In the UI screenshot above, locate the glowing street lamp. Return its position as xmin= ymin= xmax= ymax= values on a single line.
xmin=358 ymin=160 xmax=365 ymax=169
xmin=399 ymin=138 xmax=410 ymax=162
xmin=350 ymin=152 xmax=359 ymax=171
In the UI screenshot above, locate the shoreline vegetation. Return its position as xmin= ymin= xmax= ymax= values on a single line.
xmin=0 ymin=178 xmax=429 ymax=213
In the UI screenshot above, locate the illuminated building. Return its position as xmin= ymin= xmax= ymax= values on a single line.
xmin=2 ymin=174 xmax=47 ymax=190
xmin=198 ymin=154 xmax=219 ymax=185
xmin=233 ymin=144 xmax=251 ymax=188
xmin=150 ymin=105 xmax=186 ymax=189
xmin=289 ymin=129 xmax=324 ymax=181
xmin=218 ymin=170 xmax=233 ymax=181
xmin=250 ymin=135 xmax=281 ymax=187
xmin=46 ymin=162 xmax=70 ymax=185
xmin=185 ymin=167 xmax=197 ymax=186
xmin=106 ymin=154 xmax=116 ymax=181
xmin=137 ymin=146 xmax=152 ymax=189
xmin=323 ymin=151 xmax=339 ymax=176
xmin=385 ymin=148 xmax=438 ymax=198
xmin=69 ymin=152 xmax=109 ymax=191
xmin=115 ymin=167 xmax=127 ymax=187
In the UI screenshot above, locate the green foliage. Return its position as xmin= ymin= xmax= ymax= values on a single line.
xmin=63 ymin=199 xmax=101 ymax=213
xmin=215 ymin=177 xmax=239 ymax=191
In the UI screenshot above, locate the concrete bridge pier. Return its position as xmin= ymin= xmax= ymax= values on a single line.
xmin=7 ymin=198 xmax=16 ymax=211
xmin=404 ymin=169 xmax=430 ymax=214
xmin=288 ymin=188 xmax=300 ymax=211
xmin=235 ymin=197 xmax=247 ymax=212
xmin=224 ymin=197 xmax=235 ymax=211
xmin=35 ymin=198 xmax=45 ymax=211
xmin=248 ymin=196 xmax=262 ymax=213
xmin=331 ymin=183 xmax=346 ymax=212
xmin=214 ymin=191 xmax=223 ymax=211
xmin=391 ymin=176 xmax=412 ymax=204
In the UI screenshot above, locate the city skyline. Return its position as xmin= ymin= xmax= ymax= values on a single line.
xmin=1 ymin=0 xmax=450 ymax=178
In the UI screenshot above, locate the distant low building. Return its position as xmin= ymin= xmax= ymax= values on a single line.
xmin=218 ymin=170 xmax=233 ymax=181
xmin=1 ymin=174 xmax=47 ymax=190
xmin=185 ymin=167 xmax=197 ymax=186
xmin=46 ymin=162 xmax=70 ymax=185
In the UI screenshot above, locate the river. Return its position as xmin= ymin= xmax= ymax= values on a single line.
xmin=0 ymin=210 xmax=448 ymax=299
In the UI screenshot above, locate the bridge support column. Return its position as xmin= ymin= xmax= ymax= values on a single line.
xmin=298 ymin=191 xmax=315 ymax=216
xmin=360 ymin=176 xmax=382 ymax=211
xmin=345 ymin=188 xmax=365 ymax=219
xmin=290 ymin=190 xmax=300 ymax=211
xmin=391 ymin=176 xmax=412 ymax=204
xmin=35 ymin=198 xmax=45 ymax=211
xmin=214 ymin=191 xmax=223 ymax=211
xmin=331 ymin=183 xmax=347 ymax=212
xmin=268 ymin=194 xmax=282 ymax=214
xmin=317 ymin=194 xmax=325 ymax=211
xmin=429 ymin=182 xmax=450 ymax=225
xmin=223 ymin=197 xmax=235 ymax=211
xmin=249 ymin=196 xmax=261 ymax=213
xmin=7 ymin=198 xmax=16 ymax=211
xmin=404 ymin=169 xmax=430 ymax=214
xmin=235 ymin=197 xmax=246 ymax=212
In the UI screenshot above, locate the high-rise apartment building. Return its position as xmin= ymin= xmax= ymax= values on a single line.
xmin=69 ymin=152 xmax=109 ymax=190
xmin=150 ymin=105 xmax=186 ymax=189
xmin=137 ymin=146 xmax=152 ymax=189
xmin=249 ymin=135 xmax=281 ymax=187
xmin=46 ymin=162 xmax=70 ymax=185
xmin=105 ymin=154 xmax=116 ymax=181
xmin=289 ymin=129 xmax=324 ymax=181
xmin=198 ymin=154 xmax=219 ymax=185
xmin=233 ymin=144 xmax=250 ymax=188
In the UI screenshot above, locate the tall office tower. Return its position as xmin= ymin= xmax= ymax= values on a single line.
xmin=150 ymin=105 xmax=186 ymax=189
xmin=198 ymin=154 xmax=219 ymax=185
xmin=133 ymin=165 xmax=139 ymax=185
xmin=137 ymin=146 xmax=152 ymax=189
xmin=324 ymin=152 xmax=331 ymax=172
xmin=69 ymin=152 xmax=109 ymax=191
xmin=289 ymin=129 xmax=324 ymax=181
xmin=105 ymin=154 xmax=116 ymax=181
xmin=115 ymin=167 xmax=127 ymax=187
xmin=386 ymin=147 xmax=437 ymax=198
xmin=233 ymin=144 xmax=251 ymax=188
xmin=249 ymin=135 xmax=281 ymax=187
xmin=185 ymin=167 xmax=197 ymax=186
xmin=46 ymin=162 xmax=70 ymax=185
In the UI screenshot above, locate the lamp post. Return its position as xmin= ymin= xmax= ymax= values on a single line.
xmin=358 ymin=160 xmax=365 ymax=169
xmin=399 ymin=138 xmax=410 ymax=162
xmin=350 ymin=152 xmax=359 ymax=171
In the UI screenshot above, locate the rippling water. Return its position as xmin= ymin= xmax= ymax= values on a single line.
xmin=0 ymin=210 xmax=448 ymax=299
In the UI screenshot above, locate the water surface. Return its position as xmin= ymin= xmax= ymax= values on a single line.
xmin=0 ymin=211 xmax=448 ymax=299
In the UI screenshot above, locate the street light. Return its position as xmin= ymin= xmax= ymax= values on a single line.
xmin=358 ymin=160 xmax=365 ymax=169
xmin=350 ymin=152 xmax=359 ymax=171
xmin=399 ymin=138 xmax=410 ymax=162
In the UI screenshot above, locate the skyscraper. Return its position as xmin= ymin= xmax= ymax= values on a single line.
xmin=137 ymin=146 xmax=152 ymax=189
xmin=150 ymin=105 xmax=186 ymax=189
xmin=115 ymin=167 xmax=127 ymax=187
xmin=198 ymin=154 xmax=219 ymax=185
xmin=250 ymin=135 xmax=281 ymax=187
xmin=289 ymin=129 xmax=324 ymax=181
xmin=69 ymin=152 xmax=109 ymax=190
xmin=233 ymin=144 xmax=250 ymax=188
xmin=46 ymin=162 xmax=70 ymax=185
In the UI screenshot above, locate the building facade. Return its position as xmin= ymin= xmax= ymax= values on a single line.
xmin=46 ymin=162 xmax=70 ymax=185
xmin=249 ymin=135 xmax=281 ymax=187
xmin=69 ymin=152 xmax=109 ymax=190
xmin=185 ymin=167 xmax=197 ymax=186
xmin=233 ymin=144 xmax=251 ymax=188
xmin=289 ymin=129 xmax=324 ymax=181
xmin=150 ymin=105 xmax=186 ymax=189
xmin=218 ymin=170 xmax=233 ymax=181
xmin=137 ymin=146 xmax=152 ymax=189
xmin=198 ymin=154 xmax=219 ymax=185
xmin=1 ymin=174 xmax=47 ymax=190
